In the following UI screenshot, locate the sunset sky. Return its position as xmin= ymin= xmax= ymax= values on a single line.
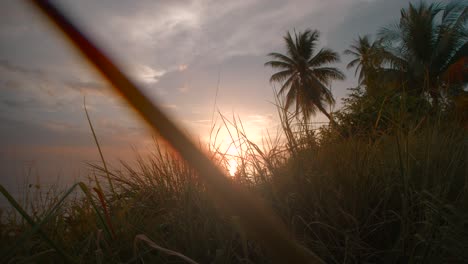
xmin=0 ymin=0 xmax=424 ymax=193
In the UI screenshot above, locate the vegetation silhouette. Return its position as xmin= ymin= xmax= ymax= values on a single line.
xmin=335 ymin=0 xmax=467 ymax=138
xmin=345 ymin=1 xmax=467 ymax=107
xmin=0 ymin=0 xmax=466 ymax=263
xmin=265 ymin=29 xmax=345 ymax=124
xmin=379 ymin=1 xmax=467 ymax=105
xmin=344 ymin=35 xmax=388 ymax=96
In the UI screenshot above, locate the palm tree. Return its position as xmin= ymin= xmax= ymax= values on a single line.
xmin=378 ymin=0 xmax=467 ymax=106
xmin=344 ymin=35 xmax=387 ymax=95
xmin=265 ymin=29 xmax=345 ymax=123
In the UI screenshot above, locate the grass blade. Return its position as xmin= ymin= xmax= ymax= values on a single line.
xmin=84 ymin=97 xmax=115 ymax=196
xmin=133 ymin=234 xmax=200 ymax=264
xmin=0 ymin=182 xmax=112 ymax=262
xmin=28 ymin=1 xmax=324 ymax=263
xmin=0 ymin=185 xmax=76 ymax=263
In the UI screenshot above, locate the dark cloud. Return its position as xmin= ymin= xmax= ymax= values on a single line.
xmin=0 ymin=116 xmax=87 ymax=148
xmin=1 ymin=97 xmax=42 ymax=109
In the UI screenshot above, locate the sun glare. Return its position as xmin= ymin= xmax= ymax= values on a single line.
xmin=228 ymin=159 xmax=238 ymax=176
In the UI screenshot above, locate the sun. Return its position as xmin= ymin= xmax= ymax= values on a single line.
xmin=227 ymin=159 xmax=238 ymax=176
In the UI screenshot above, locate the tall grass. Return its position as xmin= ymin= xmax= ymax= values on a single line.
xmin=0 ymin=2 xmax=465 ymax=262
xmin=1 ymin=110 xmax=466 ymax=263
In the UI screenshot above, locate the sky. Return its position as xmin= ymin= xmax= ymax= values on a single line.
xmin=0 ymin=0 xmax=423 ymax=197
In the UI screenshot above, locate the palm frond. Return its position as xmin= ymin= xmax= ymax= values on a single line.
xmin=343 ymin=49 xmax=359 ymax=57
xmin=378 ymin=23 xmax=402 ymax=43
xmin=311 ymin=67 xmax=345 ymax=85
xmin=284 ymin=31 xmax=300 ymax=61
xmin=441 ymin=0 xmax=467 ymax=26
xmin=346 ymin=58 xmax=360 ymax=70
xmin=264 ymin=60 xmax=292 ymax=70
xmin=270 ymin=69 xmax=295 ymax=83
xmin=278 ymin=73 xmax=298 ymax=95
xmin=266 ymin=52 xmax=296 ymax=65
xmin=298 ymin=29 xmax=319 ymax=60
xmin=440 ymin=41 xmax=468 ymax=75
xmin=309 ymin=48 xmax=340 ymax=67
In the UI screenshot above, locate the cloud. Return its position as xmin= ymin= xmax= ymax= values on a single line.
xmin=178 ymin=83 xmax=190 ymax=93
xmin=0 ymin=59 xmax=44 ymax=77
xmin=1 ymin=97 xmax=43 ymax=110
xmin=178 ymin=64 xmax=188 ymax=71
xmin=0 ymin=58 xmax=153 ymax=169
xmin=66 ymin=80 xmax=108 ymax=95
xmin=0 ymin=0 xmax=428 ymax=186
xmin=0 ymin=61 xmax=97 ymax=116
xmin=247 ymin=114 xmax=274 ymax=124
xmin=131 ymin=64 xmax=166 ymax=84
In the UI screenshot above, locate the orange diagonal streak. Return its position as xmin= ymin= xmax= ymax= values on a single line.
xmin=28 ymin=1 xmax=323 ymax=263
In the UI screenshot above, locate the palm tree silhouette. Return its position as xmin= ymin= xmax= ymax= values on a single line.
xmin=378 ymin=1 xmax=467 ymax=106
xmin=265 ymin=29 xmax=345 ymax=123
xmin=344 ymin=36 xmax=385 ymax=93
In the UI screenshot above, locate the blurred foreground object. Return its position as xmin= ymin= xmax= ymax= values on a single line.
xmin=28 ymin=0 xmax=324 ymax=263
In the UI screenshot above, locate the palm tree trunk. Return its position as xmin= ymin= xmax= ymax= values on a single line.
xmin=317 ymin=105 xmax=338 ymax=128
